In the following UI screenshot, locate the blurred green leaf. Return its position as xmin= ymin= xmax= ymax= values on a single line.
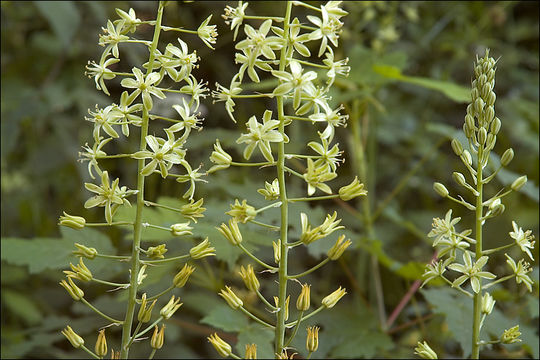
xmin=236 ymin=325 xmax=274 ymax=359
xmin=200 ymin=303 xmax=249 ymax=332
xmin=33 ymin=1 xmax=80 ymax=48
xmin=1 ymin=289 xmax=43 ymax=325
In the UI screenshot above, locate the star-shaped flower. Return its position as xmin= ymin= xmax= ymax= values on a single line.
xmin=509 ymin=221 xmax=535 ymax=261
xmin=120 ymin=67 xmax=165 ymax=110
xmin=236 ymin=110 xmax=286 ymax=162
xmin=448 ymin=251 xmax=496 ymax=293
xmin=505 ymin=254 xmax=534 ymax=292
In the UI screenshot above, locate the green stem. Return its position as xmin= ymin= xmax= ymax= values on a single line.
xmin=275 ymin=2 xmax=293 ymax=355
xmin=92 ymin=278 xmax=129 ymax=288
xmin=482 ymin=243 xmax=515 ymax=256
xmin=142 ymin=254 xmax=190 ymax=265
xmin=244 ymin=15 xmax=284 ymax=21
xmin=86 ymin=221 xmax=133 ymax=227
xmin=256 ymin=289 xmax=278 ymax=310
xmin=288 ymin=258 xmax=330 ymax=279
xmin=284 ymin=311 xmax=303 ymax=347
xmin=96 ymin=153 xmax=134 ymax=159
xmin=285 ymin=305 xmax=324 ymax=328
xmin=255 ymin=201 xmax=282 ymax=213
xmin=80 ymin=345 xmax=100 ymax=359
xmin=126 ymin=322 xmax=142 ymax=349
xmin=81 ymin=298 xmax=123 ymax=324
xmin=472 ymin=144 xmax=484 ymax=359
xmin=239 ymin=306 xmax=275 ymax=329
xmin=144 ymin=200 xmax=183 ymax=213
xmin=238 ymin=243 xmax=277 ymax=271
xmin=134 ymin=318 xmax=163 ymax=340
xmin=146 ymin=285 xmax=175 ymax=302
xmin=95 ymin=253 xmax=131 ymax=261
xmin=120 ymin=3 xmax=164 ymax=358
xmin=249 ymin=219 xmax=280 ymax=231
xmin=231 ymin=161 xmax=275 ymax=167
xmin=148 ymin=349 xmax=157 ymax=360
xmin=482 ymin=274 xmax=514 ymax=290
xmin=288 ymin=194 xmax=339 ymax=202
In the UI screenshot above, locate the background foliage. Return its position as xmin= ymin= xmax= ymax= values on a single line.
xmin=1 ymin=1 xmax=538 ymax=358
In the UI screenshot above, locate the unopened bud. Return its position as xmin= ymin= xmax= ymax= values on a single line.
xmin=95 ymin=329 xmax=107 ymax=357
xmin=245 ymin=343 xmax=257 ymax=359
xmin=170 ymin=222 xmax=193 ymax=236
xmin=273 ymin=240 xmax=281 ymax=264
xmin=327 ymin=235 xmax=352 ymax=260
xmin=208 ymin=333 xmax=232 ymax=357
xmin=451 ymin=138 xmax=463 ymax=156
xmin=338 ymin=176 xmax=368 ymax=201
xmin=59 ymin=277 xmax=84 ymax=301
xmin=59 ymin=212 xmax=86 ymax=230
xmin=306 ymin=326 xmax=320 ymax=353
xmin=486 ymin=91 xmax=496 ymax=107
xmin=461 ymin=150 xmax=472 ymax=166
xmin=452 ymin=172 xmax=467 ymax=187
xmin=433 ymin=182 xmax=449 ymax=198
xmin=61 ymin=326 xmax=84 ymax=348
xmin=484 ymin=106 xmax=494 ymax=123
xmin=219 ymin=286 xmax=243 ymax=309
xmin=465 ymin=114 xmax=475 ymax=131
xmin=485 ymin=133 xmax=496 ymax=151
xmin=208 ymin=140 xmax=232 ymax=173
xmin=146 ymin=244 xmax=167 ymax=259
xmin=190 ymin=238 xmax=216 ymax=259
xmin=511 ymin=175 xmax=527 ymax=191
xmin=491 ymin=116 xmax=501 ymax=134
xmin=474 ymin=98 xmax=484 ymax=115
xmin=138 ymin=293 xmax=157 ymax=323
xmin=414 ymin=341 xmax=437 ymax=359
xmin=160 ymin=295 xmax=182 ymax=319
xmin=274 ymin=295 xmax=290 ymax=321
xmin=322 ymin=287 xmax=347 ymax=308
xmin=500 ymin=148 xmax=514 ymax=166
xmin=478 ymin=127 xmax=487 ymax=145
xmin=481 ymin=292 xmax=496 ymax=315
xmin=216 ymin=219 xmax=243 ymax=245
xmin=173 ymin=263 xmax=196 ymax=288
xmin=239 ymin=264 xmax=260 ymax=292
xmin=150 ymin=325 xmax=165 ymax=350
xmin=73 ymin=243 xmax=97 ymax=259
xmin=296 ymin=283 xmax=311 ymax=311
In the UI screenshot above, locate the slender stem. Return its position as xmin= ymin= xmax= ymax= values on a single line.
xmin=239 ymin=306 xmax=275 ymax=329
xmin=284 ymin=311 xmax=303 ymax=347
xmin=161 ymin=26 xmax=197 ymax=34
xmin=142 ymin=254 xmax=190 ymax=265
xmin=92 ymin=278 xmax=130 ymax=288
xmin=134 ymin=318 xmax=163 ymax=340
xmin=86 ymin=221 xmax=133 ymax=227
xmin=285 ymin=305 xmax=324 ymax=328
xmin=275 ymin=3 xmax=293 ymax=355
xmin=238 ymin=243 xmax=277 ymax=271
xmin=255 ymin=201 xmax=282 ymax=213
xmin=95 ymin=253 xmax=131 ymax=261
xmin=447 ymin=194 xmax=476 ymax=210
xmin=120 ymin=3 xmax=164 ymax=358
xmin=482 ymin=274 xmax=514 ymax=290
xmin=482 ymin=243 xmax=515 ymax=256
xmin=96 ymin=153 xmax=134 ymax=159
xmin=284 ymin=166 xmax=303 ymax=178
xmin=472 ymin=144 xmax=484 ymax=359
xmin=231 ymin=161 xmax=275 ymax=167
xmin=249 ymin=219 xmax=280 ymax=231
xmin=288 ymin=194 xmax=339 ymax=202
xmin=288 ymin=258 xmax=330 ymax=279
xmin=126 ymin=322 xmax=143 ymax=349
xmin=244 ymin=15 xmax=284 ymax=21
xmin=256 ymin=289 xmax=278 ymax=310
xmin=144 ymin=223 xmax=171 ymax=232
xmin=148 ymin=349 xmax=157 ymax=359
xmin=146 ymin=285 xmax=175 ymax=302
xmin=293 ymin=1 xmax=321 ymax=12
xmin=81 ymin=298 xmax=123 ymax=324
xmin=440 ymin=276 xmax=474 ymax=298
xmin=80 ymin=345 xmax=100 ymax=359
xmin=295 ymin=59 xmax=329 ymax=69
xmin=144 ymin=200 xmax=182 ymax=213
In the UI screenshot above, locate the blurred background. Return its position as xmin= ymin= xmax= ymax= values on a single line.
xmin=1 ymin=1 xmax=538 ymax=358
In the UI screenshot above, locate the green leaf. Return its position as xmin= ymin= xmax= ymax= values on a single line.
xmin=33 ymin=1 xmax=80 ymax=48
xmin=1 ymin=289 xmax=43 ymax=325
xmin=373 ymin=64 xmax=470 ymax=103
xmin=1 ymin=237 xmax=73 ymax=274
xmin=236 ymin=325 xmax=274 ymax=359
xmin=200 ymin=304 xmax=249 ymax=332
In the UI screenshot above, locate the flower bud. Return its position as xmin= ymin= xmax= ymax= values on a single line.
xmin=338 ymin=176 xmax=367 ymax=201
xmin=219 ymin=286 xmax=243 ymax=309
xmin=61 ymin=326 xmax=84 ymax=349
xmin=296 ymin=283 xmax=311 ymax=311
xmin=170 ymin=222 xmax=193 ymax=236
xmin=484 ymin=106 xmax=494 ymax=123
xmin=245 ymin=343 xmax=257 ymax=359
xmin=306 ymin=326 xmax=320 ymax=353
xmin=274 ymin=295 xmax=290 ymax=321
xmin=59 ymin=212 xmax=86 ymax=230
xmin=208 ymin=140 xmax=232 ymax=173
xmin=216 ymin=219 xmax=243 ymax=245
xmin=173 ymin=264 xmax=196 ymax=288
xmin=145 ymin=244 xmax=168 ymax=259
xmin=500 ymin=325 xmax=521 ymax=344
xmin=452 ymin=172 xmax=467 ymax=187
xmin=465 ymin=114 xmax=475 ymax=132
xmin=490 ymin=117 xmax=501 ymax=134
xmin=64 ymin=258 xmax=93 ymax=282
xmin=511 ymin=175 xmax=527 ymax=191
xmin=322 ymin=287 xmax=347 ymax=308
xmin=73 ymin=243 xmax=98 ymax=259
xmin=433 ymin=182 xmax=448 ymax=198
xmin=59 ymin=277 xmax=84 ymax=301
xmin=481 ymin=292 xmax=496 ymax=315
xmin=208 ymin=333 xmax=232 ymax=357
xmin=273 ymin=240 xmax=281 ymax=264
xmin=138 ymin=293 xmax=157 ymax=323
xmin=478 ymin=126 xmax=487 ymax=145
xmin=160 ymin=295 xmax=183 ymax=319
xmin=95 ymin=329 xmax=107 ymax=357
xmin=180 ymin=198 xmax=206 ymax=223
xmin=327 ymin=235 xmax=352 ymax=260
xmin=151 ymin=325 xmax=165 ymax=350
xmin=414 ymin=341 xmax=437 ymax=359
xmin=500 ymin=148 xmax=514 ymax=166
xmin=486 ymin=91 xmax=496 ymax=107
xmin=239 ymin=264 xmax=260 ymax=292
xmin=461 ymin=150 xmax=472 ymax=166
xmin=189 ymin=238 xmax=216 ymax=259
xmin=451 ymin=138 xmax=463 ymax=156
xmin=485 ymin=133 xmax=496 ymax=151
xmin=258 ymin=179 xmax=280 ymax=200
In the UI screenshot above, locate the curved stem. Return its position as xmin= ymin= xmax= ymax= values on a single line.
xmin=288 ymin=194 xmax=339 ymax=202
xmin=81 ymin=298 xmax=123 ymax=324
xmin=80 ymin=345 xmax=100 ymax=359
xmin=288 ymin=258 xmax=330 ymax=279
xmin=146 ymin=285 xmax=175 ymax=302
xmin=284 ymin=311 xmax=303 ymax=348
xmin=238 ymin=243 xmax=277 ymax=271
xmin=256 ymin=289 xmax=278 ymax=310
xmin=285 ymin=305 xmax=324 ymax=328
xmin=120 ymin=3 xmax=164 ymax=358
xmin=92 ymin=277 xmax=130 ymax=288
xmin=239 ymin=306 xmax=275 ymax=329
xmin=142 ymin=254 xmax=190 ymax=265
xmin=249 ymin=219 xmax=280 ymax=231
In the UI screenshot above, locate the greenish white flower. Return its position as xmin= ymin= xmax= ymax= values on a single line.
xmin=300 ymin=211 xmax=344 ymax=245
xmin=421 ymin=257 xmax=453 ymax=288
xmin=500 ymin=325 xmax=522 ymax=344
xmin=428 ymin=210 xmax=461 ymax=244
xmin=213 ymin=76 xmax=243 ymax=122
xmin=296 ymin=83 xmax=329 ymax=115
xmin=179 ymin=75 xmax=208 ymax=109
xmin=162 ymin=38 xmax=198 ymax=81
xmin=322 ymin=48 xmax=350 ymax=87
xmin=448 ymin=251 xmax=496 ymax=293
xmin=509 ymin=221 xmax=535 ymax=261
xmin=308 ymin=137 xmax=343 ymax=172
xmin=120 ymin=67 xmax=166 ymax=110
xmin=86 ymin=105 xmax=123 ymax=141
xmin=303 ymin=158 xmax=337 ymax=195
xmin=222 ymin=1 xmax=248 ymax=41
xmin=236 ymin=110 xmax=286 ymax=162
xmin=505 ymin=254 xmax=534 ymax=292
xmin=236 ymin=19 xmax=283 ymax=61
xmin=481 ymin=292 xmax=496 ymax=315
xmin=414 ymin=341 xmax=437 ymax=359
xmin=114 ymin=91 xmax=143 ymax=137
xmin=175 ymin=161 xmax=207 ymax=200
xmin=272 ymin=61 xmax=317 ymax=109
xmin=132 ymin=135 xmax=183 ymax=178
xmin=98 ymin=19 xmax=130 ymax=58
xmin=85 ymin=57 xmax=119 ymax=96
xmin=257 ymin=179 xmax=280 ymax=200
xmin=114 ymin=8 xmax=141 ymax=34
xmin=197 ymin=15 xmax=218 ymax=50
xmin=226 ymin=199 xmax=257 ymax=223
xmin=308 ymin=104 xmax=348 ymax=142
xmin=307 ymin=5 xmax=343 ymax=56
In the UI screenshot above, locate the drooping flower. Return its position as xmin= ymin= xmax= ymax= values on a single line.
xmin=509 ymin=221 xmax=536 ymax=261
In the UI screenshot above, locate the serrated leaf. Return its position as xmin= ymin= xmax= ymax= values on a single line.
xmin=200 ymin=304 xmax=249 ymax=332
xmin=1 ymin=237 xmax=73 ymax=273
xmin=34 ymin=1 xmax=80 ymax=48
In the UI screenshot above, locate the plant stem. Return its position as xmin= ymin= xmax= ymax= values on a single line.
xmin=81 ymin=298 xmax=123 ymax=324
xmin=472 ymin=145 xmax=484 ymax=359
xmin=120 ymin=3 xmax=164 ymax=358
xmin=288 ymin=258 xmax=330 ymax=279
xmin=239 ymin=306 xmax=275 ymax=329
xmin=275 ymin=2 xmax=293 ymax=355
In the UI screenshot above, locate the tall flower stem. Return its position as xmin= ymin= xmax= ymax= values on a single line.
xmin=120 ymin=3 xmax=164 ymax=358
xmin=275 ymin=1 xmax=293 ymax=355
xmin=472 ymin=145 xmax=484 ymax=359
